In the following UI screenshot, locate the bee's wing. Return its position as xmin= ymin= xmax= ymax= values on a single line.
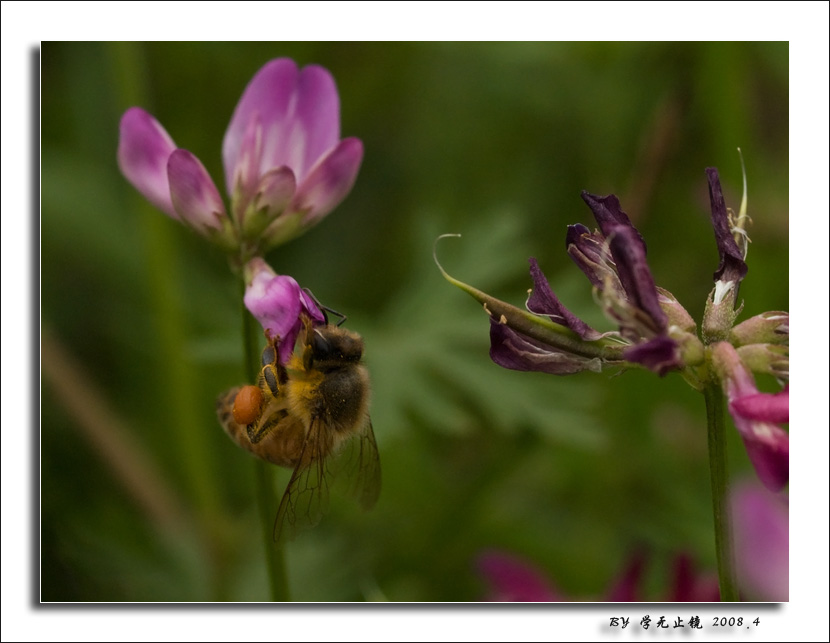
xmin=273 ymin=416 xmax=381 ymax=543
xmin=273 ymin=417 xmax=335 ymax=544
xmin=332 ymin=418 xmax=381 ymax=511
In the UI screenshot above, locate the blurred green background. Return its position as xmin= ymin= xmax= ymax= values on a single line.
xmin=41 ymin=42 xmax=788 ymax=602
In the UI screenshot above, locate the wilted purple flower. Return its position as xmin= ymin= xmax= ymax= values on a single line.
xmin=118 ymin=58 xmax=363 ymax=257
xmin=488 ymin=258 xmax=604 ymax=375
xmin=243 ymin=258 xmax=325 ymax=364
xmin=556 ymin=191 xmax=685 ymax=375
xmin=730 ymin=480 xmax=788 ymax=601
xmin=482 ymin=189 xmax=691 ymax=378
xmin=711 ymin=342 xmax=789 ymax=492
xmin=703 ymin=167 xmax=753 ymax=343
xmin=706 ymin=167 xmax=748 ymax=300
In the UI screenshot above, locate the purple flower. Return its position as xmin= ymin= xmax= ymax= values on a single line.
xmin=563 ymin=192 xmax=683 ymax=375
xmin=476 ymin=551 xmax=561 ymax=602
xmin=118 ymin=58 xmax=363 ymax=255
xmin=476 ymin=549 xmax=717 ymax=602
xmin=711 ymin=342 xmax=789 ymax=492
xmin=706 ymin=167 xmax=748 ymax=297
xmin=488 ymin=257 xmax=604 ymax=375
xmin=243 ymin=258 xmax=325 ymax=364
xmin=731 ymin=480 xmax=788 ymax=601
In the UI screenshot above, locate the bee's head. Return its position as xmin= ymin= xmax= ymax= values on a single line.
xmin=306 ymin=325 xmax=364 ymax=371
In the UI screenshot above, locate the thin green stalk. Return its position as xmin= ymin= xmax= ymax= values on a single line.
xmin=703 ymin=381 xmax=739 ymax=601
xmin=242 ymin=287 xmax=290 ymax=601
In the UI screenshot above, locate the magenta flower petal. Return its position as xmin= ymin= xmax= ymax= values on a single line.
xmin=223 ymin=59 xmax=341 ymax=191
xmin=167 ymin=149 xmax=227 ymax=232
xmin=603 ymin=550 xmax=647 ymax=602
xmin=477 ymin=551 xmax=561 ymax=602
xmin=298 ymin=288 xmax=326 ymax=326
xmin=286 ymin=137 xmax=364 ymax=225
xmin=254 ymin=166 xmax=297 ymax=220
xmin=243 ymin=258 xmax=326 ymax=363
xmin=244 ymin=263 xmax=303 ymax=363
xmin=229 ymin=114 xmax=264 ymax=216
xmin=223 ymin=59 xmax=299 ymax=194
xmin=289 ymin=64 xmax=341 ymax=181
xmin=117 ymin=107 xmax=178 ymax=218
xmin=741 ymin=432 xmax=789 ymax=493
xmin=731 ymin=481 xmax=788 ymax=601
xmin=669 ymin=554 xmax=720 ymax=602
xmin=713 ymin=342 xmax=789 ymax=492
xmin=730 ymin=386 xmax=789 ymax=424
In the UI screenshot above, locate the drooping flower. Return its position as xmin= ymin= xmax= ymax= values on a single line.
xmin=730 ymin=480 xmax=788 ymax=601
xmin=711 ymin=342 xmax=789 ymax=492
xmin=243 ymin=257 xmax=325 ymax=364
xmin=569 ymin=191 xmax=684 ymax=375
xmin=488 ymin=257 xmax=604 ymax=375
xmin=485 ymin=191 xmax=688 ymax=378
xmin=118 ymin=58 xmax=363 ymax=259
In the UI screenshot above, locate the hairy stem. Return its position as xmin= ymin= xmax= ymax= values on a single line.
xmin=703 ymin=381 xmax=739 ymax=601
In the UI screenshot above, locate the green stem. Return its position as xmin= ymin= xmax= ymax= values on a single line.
xmin=242 ymin=285 xmax=290 ymax=601
xmin=703 ymin=380 xmax=739 ymax=601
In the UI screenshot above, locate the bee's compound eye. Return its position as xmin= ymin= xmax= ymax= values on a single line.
xmin=310 ymin=330 xmax=333 ymax=359
xmin=233 ymin=385 xmax=263 ymax=425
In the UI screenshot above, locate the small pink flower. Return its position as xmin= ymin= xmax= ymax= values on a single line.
xmin=476 ymin=548 xmax=717 ymax=602
xmin=243 ymin=258 xmax=325 ymax=364
xmin=118 ymin=58 xmax=363 ymax=255
xmin=712 ymin=342 xmax=789 ymax=492
xmin=476 ymin=551 xmax=561 ymax=602
xmin=731 ymin=480 xmax=788 ymax=601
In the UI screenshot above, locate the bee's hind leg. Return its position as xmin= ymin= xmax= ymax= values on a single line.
xmin=247 ymin=408 xmax=290 ymax=445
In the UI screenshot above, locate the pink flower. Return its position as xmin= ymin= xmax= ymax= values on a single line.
xmin=731 ymin=480 xmax=788 ymax=601
xmin=711 ymin=342 xmax=789 ymax=492
xmin=243 ymin=258 xmax=325 ymax=364
xmin=476 ymin=549 xmax=717 ymax=602
xmin=118 ymin=58 xmax=363 ymax=255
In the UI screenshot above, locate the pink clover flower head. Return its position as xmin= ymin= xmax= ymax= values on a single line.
xmin=243 ymin=258 xmax=325 ymax=364
xmin=118 ymin=58 xmax=363 ymax=256
xmin=730 ymin=480 xmax=788 ymax=601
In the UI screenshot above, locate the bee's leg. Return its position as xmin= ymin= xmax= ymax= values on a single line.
xmin=302 ymin=288 xmax=347 ymax=326
xmin=247 ymin=408 xmax=289 ymax=444
xmin=260 ymin=363 xmax=283 ymax=398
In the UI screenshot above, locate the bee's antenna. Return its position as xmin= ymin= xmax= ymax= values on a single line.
xmin=303 ymin=288 xmax=348 ymax=326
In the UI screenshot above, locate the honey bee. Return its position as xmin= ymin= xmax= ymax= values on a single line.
xmin=217 ymin=313 xmax=380 ymax=543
